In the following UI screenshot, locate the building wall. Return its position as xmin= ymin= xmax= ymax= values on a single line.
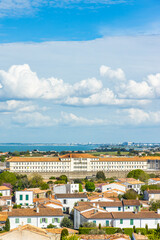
xmin=57 ymin=197 xmax=88 ymax=213
xmin=9 ymin=216 xmax=63 ymax=229
xmin=15 ymin=191 xmax=33 ymax=206
xmin=113 ymin=218 xmax=160 ymax=229
xmin=0 ymin=189 xmax=11 ymax=196
xmin=101 ymin=183 xmax=126 ymax=192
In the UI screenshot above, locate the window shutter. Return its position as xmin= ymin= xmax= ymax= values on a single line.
xmin=58 ymin=218 xmax=60 ymax=223
xmin=45 ymin=218 xmax=48 ymax=223
xmin=40 ymin=218 xmax=42 ymax=223
xmin=52 ymin=218 xmax=55 ymax=223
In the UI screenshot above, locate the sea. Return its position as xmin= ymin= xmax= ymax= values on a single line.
xmin=0 ymin=144 xmax=100 ymax=153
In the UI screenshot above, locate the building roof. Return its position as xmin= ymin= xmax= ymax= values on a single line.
xmin=25 ymin=188 xmax=48 ymax=194
xmin=7 ymin=157 xmax=60 ymax=162
xmin=80 ymin=233 xmax=130 ymax=240
xmin=8 ymin=207 xmax=63 ymax=217
xmin=81 ymin=209 xmax=113 ymax=219
xmin=150 ymin=178 xmax=160 ymax=181
xmin=47 ymin=228 xmax=78 ymax=234
xmin=122 ymin=200 xmax=141 ymax=206
xmin=112 ymin=211 xmax=160 ymax=219
xmin=98 ymin=157 xmax=147 ymax=162
xmin=0 ymin=213 xmax=8 ymax=222
xmin=147 ymin=190 xmax=160 ymax=194
xmin=125 ymin=179 xmax=144 ymax=184
xmin=0 ymin=186 xmax=10 ymax=190
xmin=132 ymin=233 xmax=148 ymax=240
xmin=55 ymin=193 xmax=87 ymax=198
xmin=60 ymin=153 xmax=98 ymax=159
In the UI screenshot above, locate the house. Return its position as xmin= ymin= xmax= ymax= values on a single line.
xmin=0 ymin=212 xmax=8 ymax=230
xmin=0 ymin=186 xmax=11 ymax=196
xmin=15 ymin=190 xmax=34 ymax=207
xmin=74 ymin=204 xmax=112 ymax=229
xmin=0 ymin=196 xmax=12 ymax=207
xmin=144 ymin=189 xmax=160 ymax=201
xmin=148 ymin=178 xmax=160 ymax=185
xmin=117 ymin=179 xmax=144 ymax=194
xmin=55 ymin=193 xmax=88 ymax=213
xmin=8 ymin=206 xmax=64 ymax=229
xmin=53 ymin=183 xmax=79 ymax=194
xmin=112 ymin=211 xmax=160 ymax=228
xmin=25 ymin=188 xmax=48 ymax=198
xmin=100 ymin=183 xmax=126 ymax=193
xmin=122 ymin=200 xmax=141 ymax=212
xmin=33 ymin=198 xmax=63 ymax=209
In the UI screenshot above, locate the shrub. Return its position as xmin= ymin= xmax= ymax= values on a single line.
xmin=136 ymin=228 xmax=146 ymax=235
xmin=49 ymin=176 xmax=55 ymax=179
xmin=79 ymin=228 xmax=96 ymax=234
xmin=89 ymin=229 xmax=105 ymax=235
xmin=61 ymin=228 xmax=69 ymax=240
xmin=61 ymin=217 xmax=73 ymax=228
xmin=123 ymin=228 xmax=133 ymax=238
xmin=4 ymin=218 xmax=10 ymax=231
xmin=47 ymin=224 xmax=56 ymax=228
xmin=82 ymin=222 xmax=96 ymax=228
xmin=103 ymin=227 xmax=119 ymax=234
xmin=96 ymin=171 xmax=106 ymax=180
xmin=85 ymin=182 xmax=95 ymax=192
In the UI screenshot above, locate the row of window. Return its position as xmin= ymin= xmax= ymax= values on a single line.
xmin=15 ymin=217 xmax=60 ymax=224
xmin=19 ymin=195 xmax=29 ymax=201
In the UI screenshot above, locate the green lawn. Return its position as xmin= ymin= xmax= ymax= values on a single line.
xmin=87 ymin=151 xmax=129 ymax=156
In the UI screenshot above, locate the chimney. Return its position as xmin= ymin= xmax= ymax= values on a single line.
xmin=36 ymin=206 xmax=39 ymax=213
xmin=8 ymin=206 xmax=12 ymax=212
xmin=93 ymin=203 xmax=95 ymax=207
xmin=97 ymin=204 xmax=99 ymax=209
xmin=157 ymin=209 xmax=160 ymax=214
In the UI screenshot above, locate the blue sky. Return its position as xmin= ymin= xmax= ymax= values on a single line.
xmin=0 ymin=0 xmax=160 ymax=143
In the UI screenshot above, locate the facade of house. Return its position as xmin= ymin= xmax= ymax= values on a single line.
xmin=0 ymin=196 xmax=12 ymax=206
xmin=101 ymin=183 xmax=126 ymax=193
xmin=53 ymin=184 xmax=79 ymax=194
xmin=15 ymin=190 xmax=34 ymax=206
xmin=144 ymin=190 xmax=160 ymax=201
xmin=117 ymin=179 xmax=144 ymax=194
xmin=148 ymin=178 xmax=160 ymax=185
xmin=8 ymin=207 xmax=64 ymax=229
xmin=0 ymin=186 xmax=11 ymax=196
xmin=55 ymin=193 xmax=88 ymax=213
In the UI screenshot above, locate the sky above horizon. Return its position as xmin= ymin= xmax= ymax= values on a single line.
xmin=0 ymin=0 xmax=160 ymax=143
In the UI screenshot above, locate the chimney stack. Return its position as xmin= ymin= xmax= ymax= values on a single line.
xmin=36 ymin=206 xmax=39 ymax=213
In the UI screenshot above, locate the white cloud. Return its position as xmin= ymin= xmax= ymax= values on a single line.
xmin=60 ymin=112 xmax=108 ymax=126
xmin=12 ymin=112 xmax=52 ymax=127
xmin=0 ymin=100 xmax=37 ymax=112
xmin=125 ymin=108 xmax=160 ymax=125
xmin=100 ymin=65 xmax=126 ymax=81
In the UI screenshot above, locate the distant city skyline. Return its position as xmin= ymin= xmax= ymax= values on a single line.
xmin=0 ymin=0 xmax=160 ymax=143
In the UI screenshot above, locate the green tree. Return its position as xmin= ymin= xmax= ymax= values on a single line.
xmin=59 ymin=175 xmax=68 ymax=183
xmin=60 ymin=217 xmax=73 ymax=228
xmin=149 ymin=200 xmax=160 ymax=211
xmin=29 ymin=174 xmax=43 ymax=188
xmin=79 ymin=184 xmax=83 ymax=192
xmin=123 ymin=189 xmax=138 ymax=200
xmin=64 ymin=235 xmax=80 ymax=240
xmin=0 ymin=156 xmax=5 ymax=162
xmin=117 ymin=149 xmax=121 ymax=156
xmin=40 ymin=182 xmax=49 ymax=190
xmin=96 ymin=171 xmax=106 ymax=180
xmin=82 ymin=222 xmax=96 ymax=227
xmin=47 ymin=224 xmax=56 ymax=228
xmin=61 ymin=228 xmax=69 ymax=240
xmin=85 ymin=182 xmax=95 ymax=192
xmin=4 ymin=218 xmax=10 ymax=231
xmin=127 ymin=169 xmax=149 ymax=182
xmin=0 ymin=171 xmax=17 ymax=186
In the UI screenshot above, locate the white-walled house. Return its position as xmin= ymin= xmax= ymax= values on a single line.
xmin=53 ymin=183 xmax=79 ymax=194
xmin=101 ymin=183 xmax=126 ymax=193
xmin=0 ymin=196 xmax=12 ymax=206
xmin=118 ymin=179 xmax=144 ymax=194
xmin=15 ymin=190 xmax=33 ymax=207
xmin=112 ymin=211 xmax=160 ymax=229
xmin=8 ymin=207 xmax=64 ymax=229
xmin=0 ymin=186 xmax=11 ymax=196
xmin=122 ymin=200 xmax=141 ymax=212
xmin=148 ymin=178 xmax=160 ymax=185
xmin=55 ymin=193 xmax=88 ymax=213
xmin=144 ymin=190 xmax=160 ymax=202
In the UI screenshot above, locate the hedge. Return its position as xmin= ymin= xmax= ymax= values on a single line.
xmin=79 ymin=228 xmax=96 ymax=234
xmin=103 ymin=227 xmax=119 ymax=234
xmin=123 ymin=228 xmax=133 ymax=238
xmin=136 ymin=228 xmax=146 ymax=235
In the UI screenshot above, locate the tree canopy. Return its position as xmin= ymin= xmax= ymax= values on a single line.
xmin=60 ymin=216 xmax=73 ymax=228
xmin=123 ymin=189 xmax=138 ymax=200
xmin=0 ymin=171 xmax=17 ymax=186
xmin=85 ymin=182 xmax=95 ymax=192
xmin=127 ymin=169 xmax=149 ymax=182
xmin=96 ymin=171 xmax=106 ymax=180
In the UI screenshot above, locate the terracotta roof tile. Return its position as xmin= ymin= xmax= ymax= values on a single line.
xmin=55 ymin=193 xmax=87 ymax=198
xmin=112 ymin=211 xmax=160 ymax=219
xmin=122 ymin=200 xmax=141 ymax=206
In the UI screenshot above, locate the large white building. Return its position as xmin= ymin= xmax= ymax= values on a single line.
xmin=6 ymin=153 xmax=149 ymax=173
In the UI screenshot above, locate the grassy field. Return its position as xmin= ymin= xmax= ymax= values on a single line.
xmin=87 ymin=151 xmax=129 ymax=156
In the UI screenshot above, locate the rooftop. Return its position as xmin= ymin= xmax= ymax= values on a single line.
xmin=55 ymin=193 xmax=87 ymax=198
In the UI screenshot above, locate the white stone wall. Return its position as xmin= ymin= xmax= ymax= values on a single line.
xmin=0 ymin=189 xmax=11 ymax=196
xmin=15 ymin=191 xmax=33 ymax=206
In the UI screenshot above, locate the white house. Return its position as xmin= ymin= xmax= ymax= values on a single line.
xmin=55 ymin=193 xmax=88 ymax=213
xmin=148 ymin=178 xmax=160 ymax=185
xmin=15 ymin=190 xmax=33 ymax=207
xmin=117 ymin=179 xmax=144 ymax=194
xmin=8 ymin=207 xmax=64 ymax=229
xmin=122 ymin=200 xmax=141 ymax=212
xmin=144 ymin=190 xmax=160 ymax=202
xmin=53 ymin=183 xmax=79 ymax=194
xmin=0 ymin=186 xmax=11 ymax=196
xmin=0 ymin=196 xmax=12 ymax=206
xmin=101 ymin=183 xmax=126 ymax=193
xmin=112 ymin=211 xmax=160 ymax=229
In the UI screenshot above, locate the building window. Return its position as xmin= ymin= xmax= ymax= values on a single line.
xmin=26 ymin=195 xmax=29 ymax=200
xmin=20 ymin=195 xmax=23 ymax=200
xmin=63 ymin=199 xmax=67 ymax=204
xmin=118 ymin=207 xmax=121 ymax=211
xmin=93 ymin=220 xmax=96 ymax=224
xmin=106 ymin=220 xmax=109 ymax=226
xmin=27 ymin=218 xmax=31 ymax=223
xmin=130 ymin=219 xmax=134 ymax=225
xmin=15 ymin=218 xmax=19 ymax=223
xmin=120 ymin=219 xmax=123 ymax=224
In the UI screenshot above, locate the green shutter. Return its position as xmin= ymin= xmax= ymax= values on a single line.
xmin=130 ymin=219 xmax=134 ymax=225
xmin=27 ymin=218 xmax=31 ymax=223
xmin=58 ymin=218 xmax=60 ymax=223
xmin=52 ymin=218 xmax=55 ymax=223
xmin=40 ymin=218 xmax=42 ymax=223
xmin=26 ymin=195 xmax=29 ymax=200
xmin=106 ymin=220 xmax=109 ymax=226
xmin=118 ymin=207 xmax=121 ymax=211
xmin=120 ymin=219 xmax=123 ymax=224
xmin=20 ymin=195 xmax=23 ymax=200
xmin=15 ymin=218 xmax=19 ymax=223
xmin=45 ymin=218 xmax=48 ymax=223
